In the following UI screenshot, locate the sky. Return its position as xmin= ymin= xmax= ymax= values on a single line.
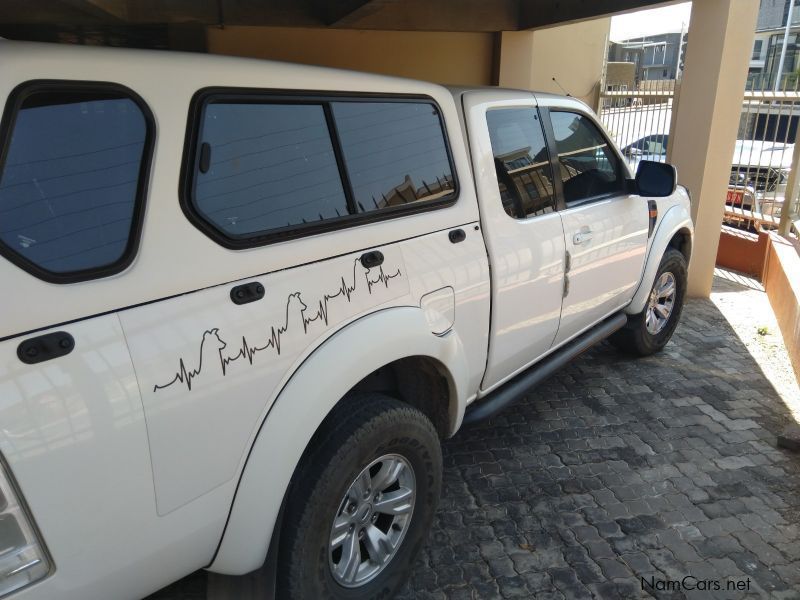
xmin=609 ymin=2 xmax=692 ymax=42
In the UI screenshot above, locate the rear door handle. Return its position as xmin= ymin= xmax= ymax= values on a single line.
xmin=18 ymin=331 xmax=75 ymax=364
xmin=360 ymin=250 xmax=384 ymax=268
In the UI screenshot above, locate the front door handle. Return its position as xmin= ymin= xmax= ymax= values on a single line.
xmin=573 ymin=228 xmax=593 ymax=245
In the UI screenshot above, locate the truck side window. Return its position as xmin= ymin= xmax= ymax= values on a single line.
xmin=193 ymin=103 xmax=349 ymax=237
xmin=184 ymin=93 xmax=457 ymax=247
xmin=332 ymin=102 xmax=455 ymax=213
xmin=0 ymin=83 xmax=152 ymax=282
xmin=549 ymin=111 xmax=624 ymax=204
xmin=486 ymin=108 xmax=556 ymax=219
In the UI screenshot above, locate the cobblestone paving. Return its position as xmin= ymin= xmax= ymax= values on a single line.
xmin=151 ymin=285 xmax=800 ymax=599
xmin=395 ymin=292 xmax=800 ymax=600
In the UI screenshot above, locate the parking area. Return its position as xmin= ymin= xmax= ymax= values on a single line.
xmin=152 ymin=274 xmax=800 ymax=599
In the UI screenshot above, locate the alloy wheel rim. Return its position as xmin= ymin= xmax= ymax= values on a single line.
xmin=328 ymin=453 xmax=416 ymax=588
xmin=646 ymin=271 xmax=677 ymax=335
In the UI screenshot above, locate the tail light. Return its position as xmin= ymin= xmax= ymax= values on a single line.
xmin=0 ymin=456 xmax=51 ymax=597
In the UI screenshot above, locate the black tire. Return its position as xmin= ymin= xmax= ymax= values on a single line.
xmin=276 ymin=393 xmax=442 ymax=600
xmin=610 ymin=248 xmax=687 ymax=356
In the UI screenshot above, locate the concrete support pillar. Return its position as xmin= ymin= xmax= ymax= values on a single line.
xmin=498 ymin=31 xmax=535 ymax=90
xmin=498 ymin=19 xmax=610 ymax=108
xmin=666 ymin=0 xmax=759 ymax=297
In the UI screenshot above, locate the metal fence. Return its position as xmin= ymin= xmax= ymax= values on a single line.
xmin=729 ymin=80 xmax=800 ymax=237
xmin=597 ymin=77 xmax=800 ymax=242
xmin=598 ymin=79 xmax=674 ymax=164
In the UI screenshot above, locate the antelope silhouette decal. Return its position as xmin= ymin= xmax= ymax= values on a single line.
xmin=153 ymin=258 xmax=402 ymax=393
xmin=153 ymin=328 xmax=227 ymax=392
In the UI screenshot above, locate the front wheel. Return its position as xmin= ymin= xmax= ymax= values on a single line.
xmin=611 ymin=248 xmax=687 ymax=356
xmin=277 ymin=393 xmax=442 ymax=599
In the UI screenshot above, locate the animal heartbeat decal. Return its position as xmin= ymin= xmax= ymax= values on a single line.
xmin=152 ymin=258 xmax=403 ymax=393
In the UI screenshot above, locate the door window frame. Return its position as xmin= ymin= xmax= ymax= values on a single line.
xmin=539 ymin=106 xmax=632 ymax=209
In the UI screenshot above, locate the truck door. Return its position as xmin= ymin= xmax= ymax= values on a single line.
xmin=540 ymin=106 xmax=649 ymax=346
xmin=463 ymin=93 xmax=566 ymax=391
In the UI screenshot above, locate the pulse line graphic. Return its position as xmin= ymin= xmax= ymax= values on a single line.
xmin=152 ymin=258 xmax=402 ymax=393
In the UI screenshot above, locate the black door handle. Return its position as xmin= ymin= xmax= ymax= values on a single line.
xmin=18 ymin=331 xmax=75 ymax=365
xmin=230 ymin=281 xmax=265 ymax=305
xmin=449 ymin=228 xmax=466 ymax=244
xmin=360 ymin=250 xmax=384 ymax=268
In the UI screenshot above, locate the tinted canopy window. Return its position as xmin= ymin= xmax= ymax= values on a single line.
xmin=185 ymin=95 xmax=457 ymax=245
xmin=550 ymin=111 xmax=623 ymax=203
xmin=0 ymin=87 xmax=149 ymax=278
xmin=486 ymin=108 xmax=556 ymax=218
xmin=331 ymin=102 xmax=454 ymax=213
xmin=193 ymin=103 xmax=348 ymax=237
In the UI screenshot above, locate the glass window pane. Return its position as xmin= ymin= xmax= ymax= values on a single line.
xmin=194 ymin=103 xmax=348 ymax=236
xmin=550 ymin=111 xmax=623 ymax=203
xmin=0 ymin=90 xmax=147 ymax=274
xmin=333 ymin=102 xmax=454 ymax=213
xmin=486 ymin=108 xmax=556 ymax=218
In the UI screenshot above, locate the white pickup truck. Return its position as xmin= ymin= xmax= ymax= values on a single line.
xmin=0 ymin=41 xmax=693 ymax=600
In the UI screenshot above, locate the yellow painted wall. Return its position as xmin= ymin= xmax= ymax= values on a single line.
xmin=764 ymin=234 xmax=800 ymax=384
xmin=499 ymin=18 xmax=611 ymax=107
xmin=206 ymin=26 xmax=495 ymax=86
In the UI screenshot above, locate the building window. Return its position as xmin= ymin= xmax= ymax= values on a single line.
xmin=753 ymin=39 xmax=763 ymax=60
xmin=764 ymin=33 xmax=800 ymax=89
xmin=0 ymin=82 xmax=153 ymax=282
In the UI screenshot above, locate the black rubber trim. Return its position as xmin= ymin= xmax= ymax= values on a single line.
xmin=537 ymin=106 xmax=567 ymax=213
xmin=0 ymin=79 xmax=155 ymax=284
xmin=323 ymin=102 xmax=358 ymax=217
xmin=179 ymin=88 xmax=460 ymax=250
xmin=463 ymin=312 xmax=628 ymax=425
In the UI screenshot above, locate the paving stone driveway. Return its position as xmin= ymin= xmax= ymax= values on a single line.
xmin=151 ymin=288 xmax=800 ymax=599
xmin=395 ymin=294 xmax=800 ymax=600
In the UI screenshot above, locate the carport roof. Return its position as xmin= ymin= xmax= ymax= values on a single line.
xmin=3 ymin=0 xmax=672 ymax=48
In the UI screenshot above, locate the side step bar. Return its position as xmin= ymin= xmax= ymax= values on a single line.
xmin=462 ymin=312 xmax=628 ymax=425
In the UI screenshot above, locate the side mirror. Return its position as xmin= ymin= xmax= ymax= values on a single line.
xmin=635 ymin=160 xmax=677 ymax=197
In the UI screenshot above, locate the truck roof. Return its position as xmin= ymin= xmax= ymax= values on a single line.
xmin=0 ymin=39 xmax=575 ymax=108
xmin=446 ymin=85 xmax=563 ymax=101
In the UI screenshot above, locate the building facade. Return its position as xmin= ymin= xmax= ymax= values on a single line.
xmin=750 ymin=0 xmax=800 ymax=88
xmin=607 ymin=32 xmax=683 ymax=82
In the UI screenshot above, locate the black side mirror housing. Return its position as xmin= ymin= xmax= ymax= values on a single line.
xmin=635 ymin=160 xmax=677 ymax=197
